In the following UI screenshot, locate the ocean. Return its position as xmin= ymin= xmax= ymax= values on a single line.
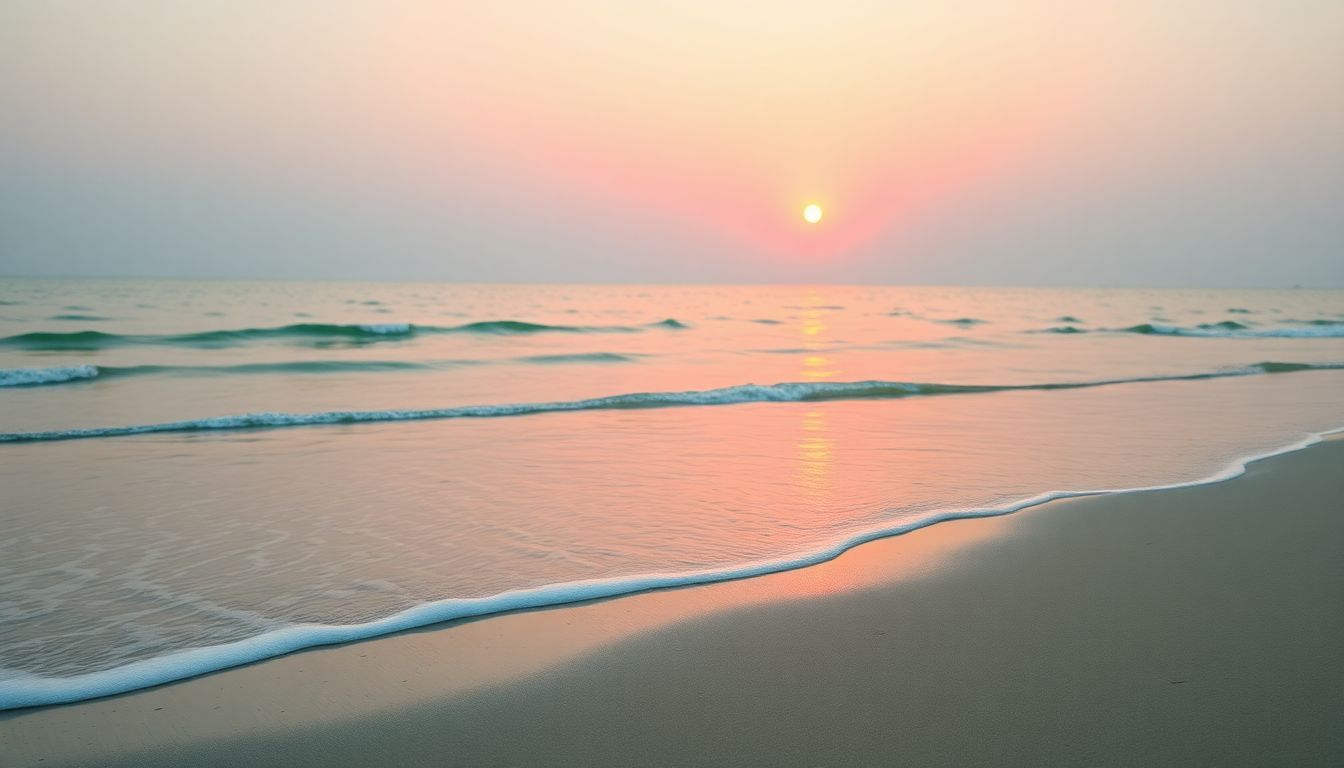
xmin=1 ymin=279 xmax=1342 ymax=709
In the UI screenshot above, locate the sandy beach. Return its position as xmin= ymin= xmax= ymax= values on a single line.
xmin=1 ymin=436 xmax=1339 ymax=766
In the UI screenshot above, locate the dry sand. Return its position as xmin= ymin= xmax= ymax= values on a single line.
xmin=2 ymin=438 xmax=1342 ymax=767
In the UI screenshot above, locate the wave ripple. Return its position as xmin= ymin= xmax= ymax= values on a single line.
xmin=2 ymin=362 xmax=1339 ymax=442
xmin=0 ymin=318 xmax=688 ymax=350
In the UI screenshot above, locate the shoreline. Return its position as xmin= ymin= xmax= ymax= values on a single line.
xmin=3 ymin=423 xmax=1340 ymax=712
xmin=2 ymin=435 xmax=1343 ymax=765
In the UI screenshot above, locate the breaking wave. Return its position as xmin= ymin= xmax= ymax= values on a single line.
xmin=0 ymin=365 xmax=100 ymax=387
xmin=3 ymin=361 xmax=1339 ymax=442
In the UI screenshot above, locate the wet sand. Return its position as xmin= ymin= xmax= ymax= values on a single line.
xmin=3 ymin=437 xmax=1342 ymax=767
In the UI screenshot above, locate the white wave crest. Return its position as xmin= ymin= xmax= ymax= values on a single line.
xmin=356 ymin=323 xmax=412 ymax=334
xmin=0 ymin=365 xmax=99 ymax=387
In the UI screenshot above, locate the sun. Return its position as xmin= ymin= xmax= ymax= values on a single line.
xmin=803 ymin=204 xmax=823 ymax=224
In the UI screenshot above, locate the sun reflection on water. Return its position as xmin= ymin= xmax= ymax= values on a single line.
xmin=797 ymin=292 xmax=838 ymax=501
xmin=798 ymin=409 xmax=834 ymax=499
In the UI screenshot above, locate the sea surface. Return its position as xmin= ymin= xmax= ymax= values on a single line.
xmin=1 ymin=280 xmax=1342 ymax=708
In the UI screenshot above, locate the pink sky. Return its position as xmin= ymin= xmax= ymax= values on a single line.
xmin=1 ymin=1 xmax=1341 ymax=285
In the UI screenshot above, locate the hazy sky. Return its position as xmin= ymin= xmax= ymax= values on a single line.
xmin=2 ymin=1 xmax=1342 ymax=286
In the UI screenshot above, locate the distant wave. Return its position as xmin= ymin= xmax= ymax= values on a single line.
xmin=1119 ymin=321 xmax=1344 ymax=338
xmin=0 ymin=360 xmax=443 ymax=388
xmin=1027 ymin=320 xmax=1344 ymax=338
xmin=1 ymin=424 xmax=1340 ymax=710
xmin=0 ymin=353 xmax=641 ymax=388
xmin=0 ymin=325 xmax=413 ymax=351
xmin=455 ymin=318 xmax=683 ymax=334
xmin=3 ymin=361 xmax=1339 ymax=442
xmin=0 ymin=365 xmax=100 ymax=387
xmin=0 ymin=319 xmax=688 ymax=350
xmin=516 ymin=352 xmax=636 ymax=364
xmin=453 ymin=320 xmax=557 ymax=335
